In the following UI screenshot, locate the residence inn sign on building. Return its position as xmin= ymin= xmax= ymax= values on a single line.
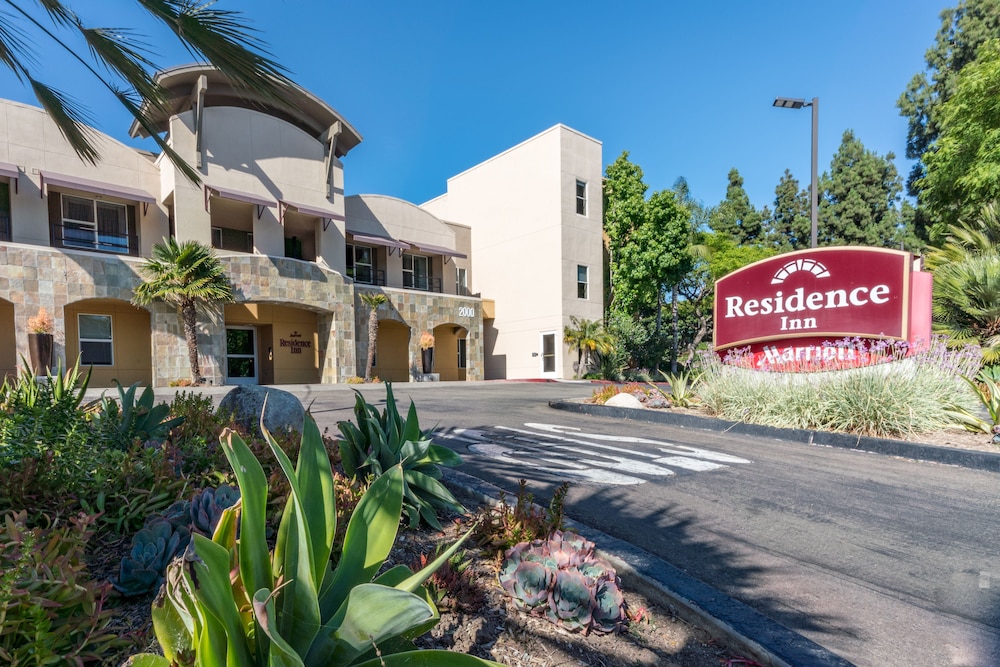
xmin=713 ymin=247 xmax=932 ymax=367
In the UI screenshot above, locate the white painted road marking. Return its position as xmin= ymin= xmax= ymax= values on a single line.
xmin=440 ymin=423 xmax=750 ymax=486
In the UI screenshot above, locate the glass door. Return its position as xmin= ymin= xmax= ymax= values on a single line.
xmin=541 ymin=332 xmax=556 ymax=375
xmin=226 ymin=327 xmax=257 ymax=384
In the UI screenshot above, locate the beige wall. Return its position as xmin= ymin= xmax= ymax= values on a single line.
xmin=374 ymin=320 xmax=410 ymax=383
xmin=0 ymin=99 xmax=168 ymax=253
xmin=422 ymin=125 xmax=603 ymax=379
xmin=225 ymin=303 xmax=321 ymax=385
xmin=64 ymin=299 xmax=152 ymax=387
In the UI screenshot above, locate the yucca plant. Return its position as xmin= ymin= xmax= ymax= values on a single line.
xmin=126 ymin=407 xmax=498 ymax=667
xmin=338 ymin=383 xmax=465 ymax=529
xmin=652 ymin=370 xmax=702 ymax=408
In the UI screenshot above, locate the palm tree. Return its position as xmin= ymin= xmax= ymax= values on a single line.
xmin=925 ymin=203 xmax=1000 ymax=363
xmin=564 ymin=317 xmax=613 ymax=379
xmin=1 ymin=1 xmax=293 ymax=183
xmin=359 ymin=291 xmax=387 ymax=381
xmin=132 ymin=238 xmax=234 ymax=383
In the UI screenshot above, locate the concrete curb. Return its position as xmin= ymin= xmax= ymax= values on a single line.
xmin=443 ymin=468 xmax=854 ymax=667
xmin=550 ymin=400 xmax=1000 ymax=473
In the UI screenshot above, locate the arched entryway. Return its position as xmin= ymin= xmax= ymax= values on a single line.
xmin=225 ymin=303 xmax=322 ymax=385
xmin=64 ymin=298 xmax=152 ymax=387
xmin=374 ymin=320 xmax=410 ymax=382
xmin=0 ymin=298 xmax=14 ymax=381
xmin=432 ymin=323 xmax=468 ymax=381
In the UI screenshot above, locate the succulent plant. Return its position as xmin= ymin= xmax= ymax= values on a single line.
xmin=498 ymin=529 xmax=626 ymax=635
xmin=500 ymin=560 xmax=552 ymax=610
xmin=545 ymin=570 xmax=596 ymax=632
xmin=114 ymin=484 xmax=239 ymax=598
xmin=112 ymin=518 xmax=190 ymax=597
xmin=188 ymin=484 xmax=239 ymax=536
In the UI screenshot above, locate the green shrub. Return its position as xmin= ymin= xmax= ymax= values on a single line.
xmin=128 ymin=410 xmax=498 ymax=666
xmin=338 ymin=383 xmax=465 ymax=529
xmin=473 ymin=479 xmax=568 ymax=553
xmin=0 ymin=510 xmax=128 ymax=665
xmin=90 ymin=382 xmax=185 ymax=450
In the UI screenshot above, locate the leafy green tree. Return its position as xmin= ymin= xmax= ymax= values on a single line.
xmin=1 ymin=1 xmax=293 ymax=183
xmin=603 ymin=152 xmax=648 ymax=316
xmin=768 ymin=169 xmax=811 ymax=250
xmin=676 ymin=232 xmax=777 ymax=367
xmin=925 ymin=203 xmax=1000 ymax=362
xmin=898 ymin=0 xmax=1000 ymax=199
xmin=709 ymin=168 xmax=764 ymax=244
xmin=921 ymin=38 xmax=1000 ymax=236
xmin=563 ymin=317 xmax=613 ymax=379
xmin=819 ymin=130 xmax=913 ymax=248
xmin=603 ymin=153 xmax=692 ymax=323
xmin=358 ymin=292 xmax=388 ymax=381
xmin=132 ymin=238 xmax=234 ymax=383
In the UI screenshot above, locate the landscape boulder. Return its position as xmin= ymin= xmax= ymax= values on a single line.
xmin=605 ymin=392 xmax=644 ymax=410
xmin=217 ymin=385 xmax=304 ymax=437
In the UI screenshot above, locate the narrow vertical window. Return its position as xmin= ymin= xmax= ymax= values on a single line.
xmin=577 ymin=265 xmax=588 ymax=299
xmin=542 ymin=333 xmax=556 ymax=373
xmin=0 ymin=182 xmax=10 ymax=242
xmin=79 ymin=314 xmax=113 ymax=366
xmin=457 ymin=338 xmax=467 ymax=369
xmin=456 ymin=267 xmax=468 ymax=296
xmin=575 ymin=180 xmax=587 ymax=216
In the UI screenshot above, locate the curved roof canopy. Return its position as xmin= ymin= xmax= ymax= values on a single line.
xmin=128 ymin=64 xmax=362 ymax=157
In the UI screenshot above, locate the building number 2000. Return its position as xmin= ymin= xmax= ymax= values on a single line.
xmin=457 ymin=306 xmax=475 ymax=317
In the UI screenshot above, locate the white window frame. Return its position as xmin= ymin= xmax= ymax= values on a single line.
xmin=62 ymin=194 xmax=129 ymax=254
xmin=575 ymin=180 xmax=587 ymax=216
xmin=456 ymin=267 xmax=468 ymax=296
xmin=78 ymin=313 xmax=114 ymax=366
xmin=577 ymin=265 xmax=589 ymax=300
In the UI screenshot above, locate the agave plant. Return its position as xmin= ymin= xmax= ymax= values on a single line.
xmin=338 ymin=383 xmax=465 ymax=529
xmin=112 ymin=518 xmax=190 ymax=597
xmin=126 ymin=408 xmax=500 ymax=666
xmin=91 ymin=381 xmax=185 ymax=447
xmin=498 ymin=529 xmax=626 ymax=635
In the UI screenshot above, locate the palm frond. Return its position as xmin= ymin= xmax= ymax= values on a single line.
xmin=34 ymin=0 xmax=76 ymax=27
xmin=114 ymin=90 xmax=201 ymax=184
xmin=0 ymin=8 xmax=34 ymax=78
xmin=138 ymin=0 xmax=294 ymax=104
xmin=29 ymin=77 xmax=100 ymax=163
xmin=81 ymin=26 xmax=167 ymax=112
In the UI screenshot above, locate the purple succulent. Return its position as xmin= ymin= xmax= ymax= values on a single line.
xmin=500 ymin=560 xmax=552 ymax=611
xmin=591 ymin=575 xmax=626 ymax=634
xmin=545 ymin=570 xmax=596 ymax=633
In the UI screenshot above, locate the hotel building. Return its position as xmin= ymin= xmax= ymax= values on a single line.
xmin=0 ymin=65 xmax=603 ymax=386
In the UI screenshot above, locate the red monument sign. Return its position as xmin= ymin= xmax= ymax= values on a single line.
xmin=713 ymin=247 xmax=932 ymax=369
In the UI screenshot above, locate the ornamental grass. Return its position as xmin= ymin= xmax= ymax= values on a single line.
xmin=697 ymin=336 xmax=982 ymax=439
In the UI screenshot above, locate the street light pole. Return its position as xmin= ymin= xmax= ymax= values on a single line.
xmin=773 ymin=96 xmax=819 ymax=248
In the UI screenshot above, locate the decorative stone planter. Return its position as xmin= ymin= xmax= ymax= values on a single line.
xmin=421 ymin=347 xmax=434 ymax=374
xmin=28 ymin=332 xmax=54 ymax=376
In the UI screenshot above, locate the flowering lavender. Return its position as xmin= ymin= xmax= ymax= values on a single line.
xmin=694 ymin=336 xmax=982 ymax=438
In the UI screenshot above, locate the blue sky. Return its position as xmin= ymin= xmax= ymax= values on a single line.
xmin=0 ymin=1 xmax=950 ymax=212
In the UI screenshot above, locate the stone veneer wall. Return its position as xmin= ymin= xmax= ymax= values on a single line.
xmin=220 ymin=255 xmax=356 ymax=384
xmin=0 ymin=243 xmax=145 ymax=373
xmin=0 ymin=244 xmax=357 ymax=386
xmin=354 ymin=286 xmax=484 ymax=381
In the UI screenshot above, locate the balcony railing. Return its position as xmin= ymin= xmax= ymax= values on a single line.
xmin=50 ymin=222 xmax=138 ymax=256
xmin=403 ymin=275 xmax=442 ymax=293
